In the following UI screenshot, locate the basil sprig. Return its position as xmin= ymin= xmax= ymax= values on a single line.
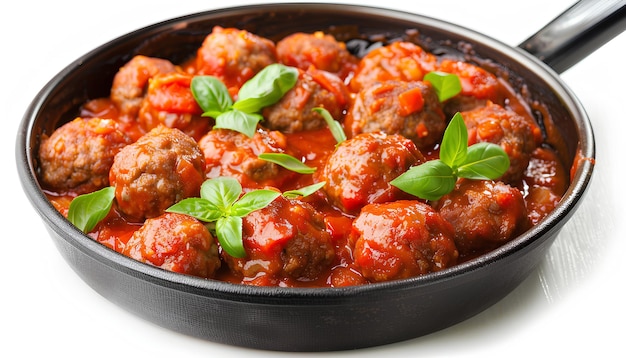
xmin=390 ymin=112 xmax=510 ymax=201
xmin=67 ymin=186 xmax=115 ymax=233
xmin=424 ymin=71 xmax=462 ymax=102
xmin=258 ymin=153 xmax=317 ymax=174
xmin=167 ymin=177 xmax=280 ymax=258
xmin=191 ymin=63 xmax=299 ymax=138
xmin=312 ymin=107 xmax=346 ymax=144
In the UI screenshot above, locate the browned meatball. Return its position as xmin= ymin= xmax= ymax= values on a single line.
xmin=109 ymin=126 xmax=205 ymax=221
xmin=222 ymin=195 xmax=335 ymax=284
xmin=262 ymin=67 xmax=349 ymax=132
xmin=110 ymin=55 xmax=177 ymax=119
xmin=137 ymin=72 xmax=210 ymax=141
xmin=350 ymin=200 xmax=458 ymax=282
xmin=461 ymin=102 xmax=542 ymax=184
xmin=316 ymin=132 xmax=425 ymax=214
xmin=38 ymin=117 xmax=132 ymax=194
xmin=195 ymin=26 xmax=277 ymax=96
xmin=276 ymin=31 xmax=358 ymax=80
xmin=123 ymin=212 xmax=221 ymax=278
xmin=524 ymin=146 xmax=568 ymax=225
xmin=433 ymin=179 xmax=529 ymax=257
xmin=349 ymin=41 xmax=437 ymax=92
xmin=198 ymin=128 xmax=296 ymax=190
xmin=345 ymin=80 xmax=446 ymax=150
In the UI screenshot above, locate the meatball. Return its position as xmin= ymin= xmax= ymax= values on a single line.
xmin=38 ymin=117 xmax=132 ymax=194
xmin=222 ymin=195 xmax=335 ymax=283
xmin=123 ymin=212 xmax=221 ymax=278
xmin=316 ymin=132 xmax=425 ymax=214
xmin=433 ymin=179 xmax=529 ymax=256
xmin=437 ymin=59 xmax=502 ymax=117
xmin=345 ymin=80 xmax=446 ymax=150
xmin=262 ymin=67 xmax=349 ymax=132
xmin=461 ymin=102 xmax=542 ymax=184
xmin=524 ymin=146 xmax=568 ymax=225
xmin=276 ymin=31 xmax=358 ymax=80
xmin=110 ymin=55 xmax=177 ymax=119
xmin=109 ymin=126 xmax=205 ymax=221
xmin=349 ymin=41 xmax=437 ymax=92
xmin=195 ymin=26 xmax=277 ymax=96
xmin=350 ymin=200 xmax=458 ymax=282
xmin=198 ymin=128 xmax=296 ymax=189
xmin=137 ymin=72 xmax=210 ymax=141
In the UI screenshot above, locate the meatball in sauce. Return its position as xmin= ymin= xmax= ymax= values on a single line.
xmin=38 ymin=117 xmax=132 ymax=195
xmin=109 ymin=126 xmax=205 ymax=221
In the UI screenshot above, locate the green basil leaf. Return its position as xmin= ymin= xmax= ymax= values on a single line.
xmin=258 ymin=153 xmax=317 ymax=174
xmin=424 ymin=71 xmax=462 ymax=102
xmin=457 ymin=142 xmax=510 ymax=180
xmin=166 ymin=198 xmax=223 ymax=222
xmin=67 ymin=186 xmax=115 ymax=233
xmin=390 ymin=160 xmax=457 ymax=201
xmin=214 ymin=110 xmax=262 ymax=138
xmin=234 ymin=64 xmax=298 ymax=113
xmin=191 ymin=75 xmax=233 ymax=115
xmin=312 ymin=107 xmax=346 ymax=144
xmin=283 ymin=181 xmax=326 ymax=199
xmin=216 ymin=215 xmax=246 ymax=258
xmin=200 ymin=177 xmax=242 ymax=211
xmin=439 ymin=112 xmax=468 ymax=168
xmin=230 ymin=189 xmax=280 ymax=217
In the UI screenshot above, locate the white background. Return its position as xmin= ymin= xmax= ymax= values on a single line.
xmin=2 ymin=0 xmax=624 ymax=356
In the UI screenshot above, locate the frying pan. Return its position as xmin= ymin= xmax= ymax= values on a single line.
xmin=15 ymin=0 xmax=626 ymax=351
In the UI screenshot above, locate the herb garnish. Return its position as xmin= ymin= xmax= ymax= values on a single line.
xmin=424 ymin=71 xmax=462 ymax=102
xmin=191 ymin=63 xmax=299 ymax=138
xmin=167 ymin=177 xmax=280 ymax=258
xmin=312 ymin=107 xmax=346 ymax=144
xmin=390 ymin=112 xmax=510 ymax=201
xmin=67 ymin=186 xmax=115 ymax=233
xmin=258 ymin=153 xmax=317 ymax=174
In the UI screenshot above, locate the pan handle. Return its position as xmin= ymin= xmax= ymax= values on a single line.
xmin=519 ymin=0 xmax=626 ymax=74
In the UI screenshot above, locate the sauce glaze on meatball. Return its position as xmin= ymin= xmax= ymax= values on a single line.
xmin=195 ymin=26 xmax=277 ymax=96
xmin=276 ymin=31 xmax=358 ymax=80
xmin=222 ymin=195 xmax=335 ymax=284
xmin=123 ymin=212 xmax=221 ymax=278
xmin=350 ymin=200 xmax=458 ymax=282
xmin=433 ymin=179 xmax=529 ymax=257
xmin=316 ymin=132 xmax=425 ymax=214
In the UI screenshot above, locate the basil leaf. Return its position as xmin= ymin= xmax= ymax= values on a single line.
xmin=200 ymin=177 xmax=242 ymax=211
xmin=214 ymin=110 xmax=262 ymax=138
xmin=166 ymin=198 xmax=223 ymax=222
xmin=191 ymin=76 xmax=233 ymax=115
xmin=258 ymin=153 xmax=317 ymax=174
xmin=312 ymin=107 xmax=346 ymax=144
xmin=283 ymin=182 xmax=326 ymax=199
xmin=439 ymin=112 xmax=468 ymax=168
xmin=234 ymin=64 xmax=298 ymax=113
xmin=67 ymin=186 xmax=115 ymax=233
xmin=457 ymin=142 xmax=510 ymax=180
xmin=216 ymin=215 xmax=246 ymax=258
xmin=424 ymin=71 xmax=462 ymax=102
xmin=390 ymin=160 xmax=456 ymax=201
xmin=230 ymin=189 xmax=280 ymax=217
